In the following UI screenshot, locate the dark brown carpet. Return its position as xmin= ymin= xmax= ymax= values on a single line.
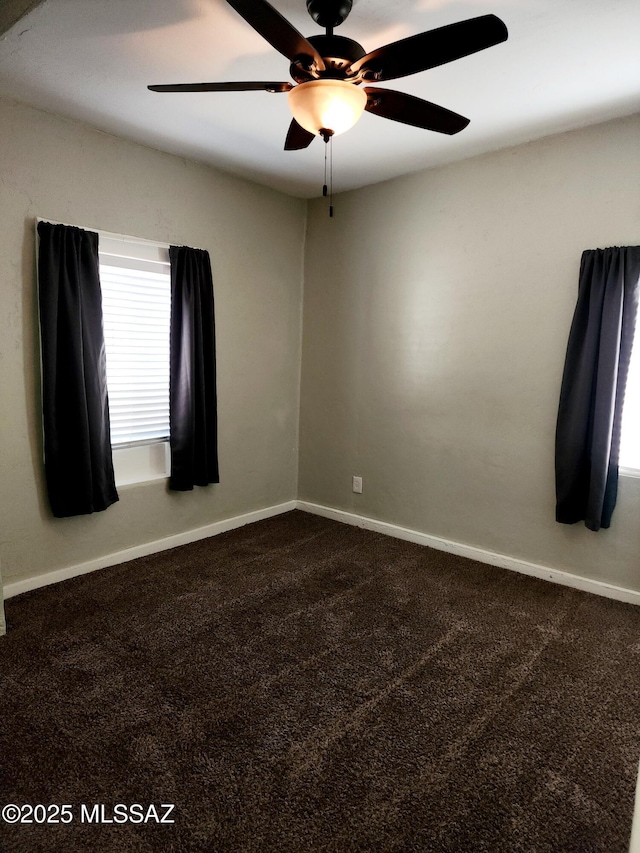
xmin=1 ymin=510 xmax=639 ymax=853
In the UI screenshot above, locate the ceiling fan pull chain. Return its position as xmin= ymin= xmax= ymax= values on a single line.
xmin=319 ymin=128 xmax=334 ymax=217
xmin=323 ymin=141 xmax=328 ymax=197
xmin=329 ymin=134 xmax=334 ymax=218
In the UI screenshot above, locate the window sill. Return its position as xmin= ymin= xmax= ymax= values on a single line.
xmin=113 ymin=441 xmax=170 ymax=487
xmin=619 ymin=466 xmax=640 ymax=480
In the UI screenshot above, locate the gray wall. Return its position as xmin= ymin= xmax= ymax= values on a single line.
xmin=299 ymin=113 xmax=640 ymax=591
xmin=3 ymin=94 xmax=640 ymax=596
xmin=0 ymin=96 xmax=305 ymax=585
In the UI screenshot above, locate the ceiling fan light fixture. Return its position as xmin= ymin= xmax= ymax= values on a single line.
xmin=288 ymin=79 xmax=366 ymax=137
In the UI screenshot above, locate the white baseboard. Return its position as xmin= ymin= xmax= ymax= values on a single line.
xmin=296 ymin=501 xmax=640 ymax=607
xmin=4 ymin=501 xmax=297 ymax=599
xmin=5 ymin=498 xmax=640 ymax=607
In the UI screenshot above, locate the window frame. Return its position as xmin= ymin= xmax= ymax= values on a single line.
xmin=98 ymin=231 xmax=172 ymax=487
xmin=36 ymin=219 xmax=172 ymax=488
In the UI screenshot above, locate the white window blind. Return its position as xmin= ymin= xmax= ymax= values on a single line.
xmin=98 ymin=236 xmax=171 ymax=448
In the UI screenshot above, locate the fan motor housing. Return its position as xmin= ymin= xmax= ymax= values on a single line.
xmin=290 ymin=34 xmax=365 ymax=82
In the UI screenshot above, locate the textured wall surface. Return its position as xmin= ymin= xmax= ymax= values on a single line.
xmin=0 ymin=96 xmax=305 ymax=585
xmin=300 ymin=114 xmax=640 ymax=591
xmin=3 ymin=96 xmax=640 ymax=595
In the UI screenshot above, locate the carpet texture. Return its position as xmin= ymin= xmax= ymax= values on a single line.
xmin=1 ymin=510 xmax=639 ymax=852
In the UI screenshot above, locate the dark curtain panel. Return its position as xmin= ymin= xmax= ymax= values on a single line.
xmin=555 ymin=246 xmax=640 ymax=530
xmin=37 ymin=221 xmax=118 ymax=518
xmin=169 ymin=245 xmax=219 ymax=491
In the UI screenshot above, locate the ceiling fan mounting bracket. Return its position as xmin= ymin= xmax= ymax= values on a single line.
xmin=306 ymin=0 xmax=353 ymax=29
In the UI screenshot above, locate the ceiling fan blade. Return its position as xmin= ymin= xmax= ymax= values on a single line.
xmin=148 ymin=81 xmax=293 ymax=93
xmin=351 ymin=14 xmax=507 ymax=82
xmin=364 ymin=87 xmax=470 ymax=135
xmin=225 ymin=0 xmax=325 ymax=72
xmin=284 ymin=119 xmax=316 ymax=150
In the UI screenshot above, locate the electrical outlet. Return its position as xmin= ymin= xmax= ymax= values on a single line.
xmin=352 ymin=476 xmax=363 ymax=494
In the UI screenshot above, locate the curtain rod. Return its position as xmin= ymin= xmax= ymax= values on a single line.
xmin=35 ymin=217 xmax=204 ymax=252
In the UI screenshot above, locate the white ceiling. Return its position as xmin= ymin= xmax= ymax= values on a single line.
xmin=0 ymin=0 xmax=638 ymax=198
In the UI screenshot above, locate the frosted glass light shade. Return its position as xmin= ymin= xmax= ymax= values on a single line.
xmin=288 ymin=80 xmax=367 ymax=136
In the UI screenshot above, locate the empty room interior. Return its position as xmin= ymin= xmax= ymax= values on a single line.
xmin=1 ymin=0 xmax=640 ymax=850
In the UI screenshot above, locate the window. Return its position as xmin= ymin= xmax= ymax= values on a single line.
xmin=98 ymin=233 xmax=171 ymax=486
xmin=620 ymin=324 xmax=640 ymax=475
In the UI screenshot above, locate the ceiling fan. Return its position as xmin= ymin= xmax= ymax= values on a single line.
xmin=148 ymin=0 xmax=508 ymax=150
